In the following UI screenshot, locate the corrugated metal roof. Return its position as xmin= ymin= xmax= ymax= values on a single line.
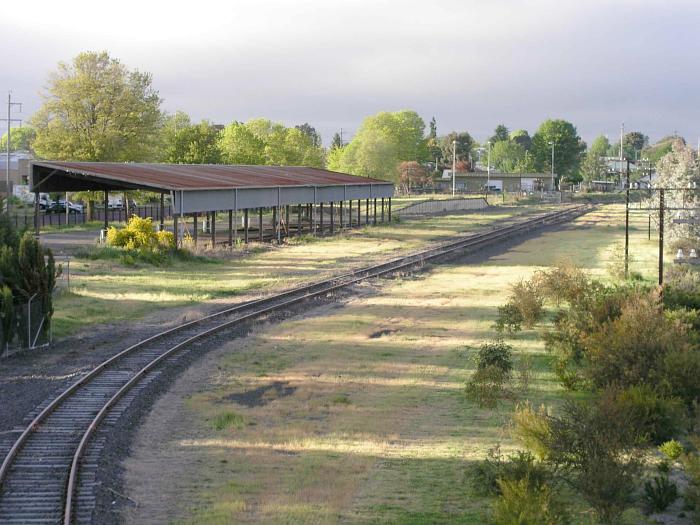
xmin=32 ymin=161 xmax=391 ymax=191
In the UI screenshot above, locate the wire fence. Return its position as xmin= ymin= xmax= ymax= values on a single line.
xmin=9 ymin=205 xmax=173 ymax=229
xmin=0 ymin=294 xmax=52 ymax=358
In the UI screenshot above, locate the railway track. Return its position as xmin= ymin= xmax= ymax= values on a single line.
xmin=0 ymin=204 xmax=589 ymax=524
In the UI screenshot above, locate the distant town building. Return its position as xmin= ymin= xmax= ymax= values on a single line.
xmin=438 ymin=169 xmax=556 ymax=192
xmin=0 ymin=151 xmax=34 ymax=187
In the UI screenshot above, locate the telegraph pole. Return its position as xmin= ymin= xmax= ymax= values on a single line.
xmin=2 ymin=92 xmax=22 ymax=213
xmin=451 ymin=140 xmax=456 ymax=196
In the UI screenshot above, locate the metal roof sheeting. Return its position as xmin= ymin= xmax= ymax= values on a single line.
xmin=31 ymin=161 xmax=390 ymax=191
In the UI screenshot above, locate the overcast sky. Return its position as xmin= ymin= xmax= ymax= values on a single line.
xmin=1 ymin=0 xmax=698 ymax=147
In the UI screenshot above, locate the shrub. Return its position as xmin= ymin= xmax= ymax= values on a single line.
xmin=491 ymin=478 xmax=570 ymax=525
xmin=156 ymin=229 xmax=175 ymax=248
xmin=212 ymin=411 xmax=245 ymax=430
xmin=585 ymin=291 xmax=691 ymax=389
xmin=661 ymin=348 xmax=700 ymax=410
xmin=466 ymin=341 xmax=515 ymax=408
xmin=466 ymin=365 xmax=510 ymax=409
xmin=659 ymin=439 xmax=684 ymax=461
xmin=468 ymin=447 xmax=550 ymax=497
xmin=509 ymin=279 xmax=544 ymax=328
xmin=512 ymin=403 xmax=551 ymax=461
xmin=642 ymin=475 xmax=678 ymax=513
xmin=495 ymin=302 xmax=523 ymax=334
xmin=106 ymin=215 xmax=162 ymax=251
xmin=476 ymin=340 xmax=514 ymax=375
xmin=514 ymin=397 xmax=642 ymax=523
xmin=517 ymin=354 xmax=534 ymax=393
xmin=614 ymin=386 xmax=685 ymax=445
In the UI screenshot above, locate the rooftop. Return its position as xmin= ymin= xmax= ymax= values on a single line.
xmin=31 ymin=161 xmax=390 ymax=192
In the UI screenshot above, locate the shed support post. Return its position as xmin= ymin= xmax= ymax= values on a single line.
xmin=339 ymin=201 xmax=344 ymax=228
xmin=174 ymin=215 xmax=179 ymax=247
xmin=297 ymin=205 xmax=302 ymax=236
xmin=244 ymin=209 xmax=249 ymax=243
xmin=160 ymin=193 xmax=165 ymax=231
xmin=320 ymin=203 xmax=324 ymax=235
xmin=258 ymin=208 xmax=263 ymax=242
xmin=365 ymin=199 xmax=369 ymax=224
xmin=272 ymin=207 xmax=277 ymax=243
xmin=193 ymin=213 xmax=198 ymax=245
xmin=228 ymin=210 xmax=233 ymax=246
xmin=381 ymin=198 xmax=385 ymax=222
xmin=330 ymin=202 xmax=335 ymax=234
xmin=388 ymin=197 xmax=392 ymax=222
xmin=285 ymin=205 xmax=290 ymax=237
xmin=211 ymin=212 xmax=216 ymax=247
xmin=373 ymin=198 xmax=377 ymax=225
xmin=103 ymin=190 xmax=109 ymax=233
xmin=348 ymin=200 xmax=352 ymax=227
xmin=357 ymin=199 xmax=361 ymax=225
xmin=34 ymin=191 xmax=40 ymax=237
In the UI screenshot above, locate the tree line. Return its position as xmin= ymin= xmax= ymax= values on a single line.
xmin=2 ymin=51 xmax=683 ymax=186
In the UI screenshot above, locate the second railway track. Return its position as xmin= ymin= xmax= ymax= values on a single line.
xmin=0 ymin=204 xmax=590 ymax=524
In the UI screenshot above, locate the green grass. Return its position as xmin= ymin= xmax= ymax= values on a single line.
xmin=212 ymin=412 xmax=245 ymax=431
xmin=51 ymin=204 xmax=551 ymax=338
xmin=131 ymin=204 xmax=660 ymax=524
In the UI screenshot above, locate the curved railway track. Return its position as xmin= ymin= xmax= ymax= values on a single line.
xmin=0 ymin=204 xmax=589 ymax=524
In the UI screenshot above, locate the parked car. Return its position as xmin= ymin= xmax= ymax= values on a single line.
xmin=46 ymin=200 xmax=84 ymax=214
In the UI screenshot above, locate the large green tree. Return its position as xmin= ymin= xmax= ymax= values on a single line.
xmin=581 ymin=135 xmax=611 ymax=182
xmin=439 ymin=131 xmax=473 ymax=166
xmin=0 ymin=127 xmax=37 ymax=152
xmin=163 ymin=120 xmax=222 ymax=164
xmin=218 ymin=122 xmax=265 ymax=164
xmin=490 ymin=124 xmax=510 ymax=144
xmin=531 ymin=119 xmax=586 ymax=181
xmin=510 ymin=129 xmax=532 ymax=151
xmin=31 ymin=51 xmax=163 ymax=161
xmin=328 ymin=110 xmax=428 ymax=181
xmin=490 ymin=140 xmax=526 ymax=173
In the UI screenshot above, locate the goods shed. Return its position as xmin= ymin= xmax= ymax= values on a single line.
xmin=30 ymin=162 xmax=395 ymax=245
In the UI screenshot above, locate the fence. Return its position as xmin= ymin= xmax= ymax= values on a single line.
xmin=10 ymin=205 xmax=173 ymax=229
xmin=0 ymin=294 xmax=52 ymax=358
xmin=395 ymin=197 xmax=489 ymax=216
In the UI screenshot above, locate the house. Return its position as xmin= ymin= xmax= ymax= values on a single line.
xmin=0 ymin=151 xmax=34 ymax=188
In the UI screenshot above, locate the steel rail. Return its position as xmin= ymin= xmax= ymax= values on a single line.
xmin=0 ymin=204 xmax=588 ymax=524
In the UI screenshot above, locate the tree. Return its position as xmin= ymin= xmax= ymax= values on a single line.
xmin=0 ymin=127 xmax=37 ymax=152
xmin=218 ymin=122 xmax=265 ymax=164
xmin=491 ymin=140 xmax=526 ymax=173
xmin=581 ymin=135 xmax=611 ymax=182
xmin=624 ymin=131 xmax=648 ymax=158
xmin=531 ymin=119 xmax=586 ymax=180
xmin=642 ymin=136 xmax=677 ymax=164
xmin=31 ymin=51 xmax=162 ymax=161
xmin=331 ymin=110 xmax=428 ymax=181
xmin=439 ymin=131 xmax=473 ymax=165
xmin=295 ymin=123 xmax=321 ymax=147
xmin=330 ymin=132 xmax=343 ymax=150
xmin=427 ymin=116 xmax=441 ymax=164
xmin=163 ymin=120 xmax=222 ymax=164
xmin=490 ymin=124 xmax=510 ymax=144
xmin=654 ymin=139 xmax=699 ymax=238
xmin=398 ymin=161 xmax=430 ymax=194
xmin=510 ymin=129 xmax=532 ymax=151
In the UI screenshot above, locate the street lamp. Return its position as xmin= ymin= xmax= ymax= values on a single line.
xmin=548 ymin=141 xmax=555 ymax=191
xmin=452 ymin=139 xmax=456 ymax=196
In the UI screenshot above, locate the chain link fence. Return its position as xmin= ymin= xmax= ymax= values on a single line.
xmin=0 ymin=294 xmax=52 ymax=358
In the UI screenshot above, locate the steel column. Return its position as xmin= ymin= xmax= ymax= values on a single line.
xmin=348 ymin=200 xmax=352 ymax=227
xmin=373 ymin=198 xmax=377 ymax=225
xmin=330 ymin=202 xmax=335 ymax=234
xmin=365 ymin=198 xmax=369 ymax=224
xmin=381 ymin=198 xmax=385 ymax=222
xmin=340 ymin=201 xmax=344 ymax=228
xmin=228 ymin=210 xmax=233 ymax=246
xmin=103 ymin=190 xmax=109 ymax=233
xmin=160 ymin=193 xmax=165 ymax=231
xmin=258 ymin=208 xmax=263 ymax=242
xmin=320 ymin=203 xmax=324 ymax=234
xmin=297 ymin=204 xmax=302 ymax=236
xmin=193 ymin=213 xmax=198 ymax=245
xmin=211 ymin=211 xmax=216 ymax=247
xmin=388 ymin=197 xmax=392 ymax=222
xmin=244 ymin=209 xmax=249 ymax=243
xmin=358 ymin=199 xmax=361 ymax=225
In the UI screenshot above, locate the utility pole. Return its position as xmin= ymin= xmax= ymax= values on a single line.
xmin=620 ymin=122 xmax=624 ymax=160
xmin=2 ymin=92 xmax=22 ymax=213
xmin=548 ymin=141 xmax=555 ymax=191
xmin=451 ymin=140 xmax=456 ymax=196
xmin=624 ymin=162 xmax=629 ymax=279
xmin=659 ymin=188 xmax=665 ymax=286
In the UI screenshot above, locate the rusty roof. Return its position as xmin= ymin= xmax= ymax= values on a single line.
xmin=32 ymin=161 xmax=391 ymax=191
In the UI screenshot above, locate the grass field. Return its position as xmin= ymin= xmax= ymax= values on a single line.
xmin=51 ymin=204 xmax=557 ymax=338
xmin=123 ymin=205 xmax=661 ymax=524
